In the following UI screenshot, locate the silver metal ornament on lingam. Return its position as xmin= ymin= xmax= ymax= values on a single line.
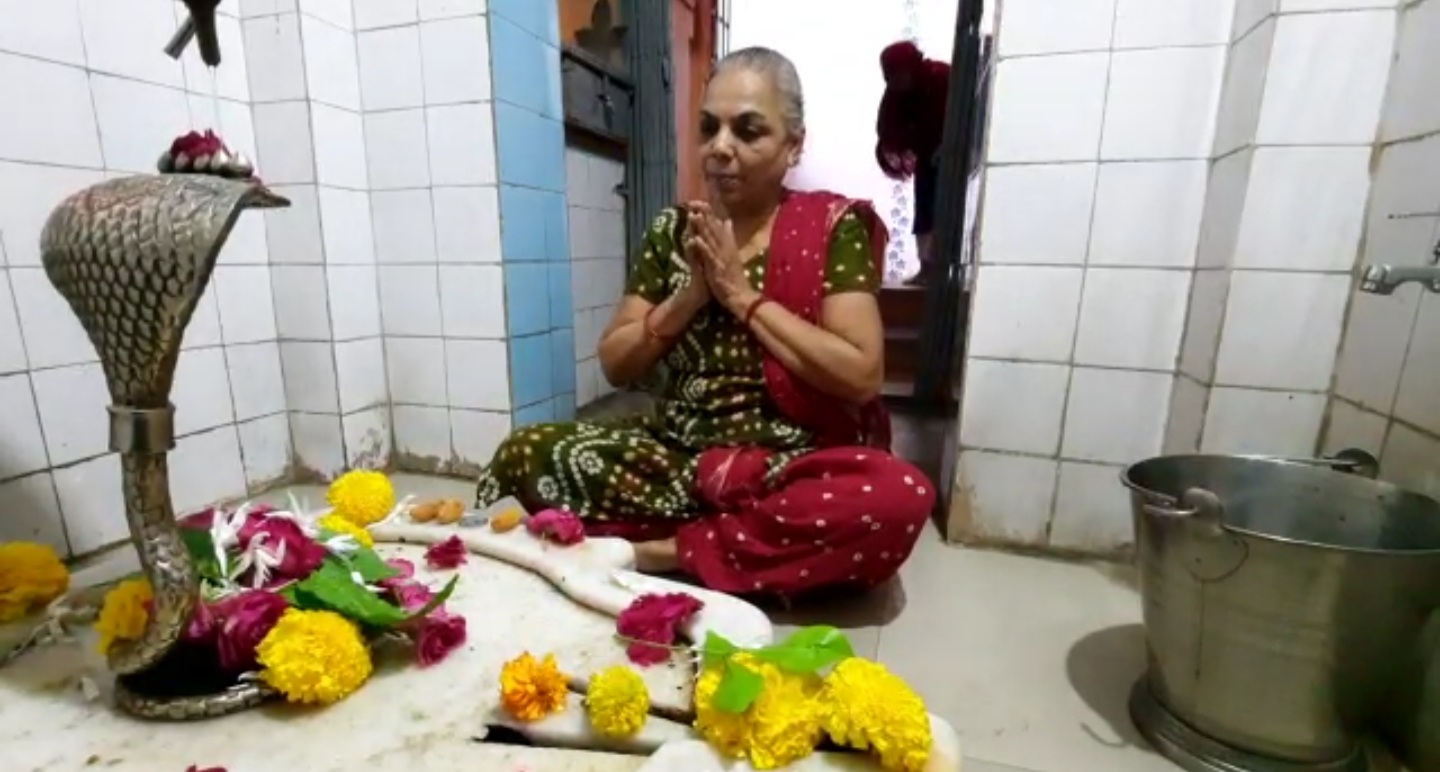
xmin=40 ymin=168 xmax=288 ymax=720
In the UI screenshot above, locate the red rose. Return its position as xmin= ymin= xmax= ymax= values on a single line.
xmin=414 ymin=610 xmax=467 ymax=667
xmin=616 ymin=593 xmax=704 ymax=667
xmin=388 ymin=581 xmax=435 ymax=613
xmin=525 ymin=509 xmax=585 ymax=546
xmin=212 ymin=591 xmax=289 ymax=672
xmin=424 ymin=536 xmax=468 ymax=569
xmin=238 ymin=515 xmax=327 ymax=584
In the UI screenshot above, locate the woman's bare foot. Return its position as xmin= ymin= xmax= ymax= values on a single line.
xmin=633 ymin=539 xmax=680 ymax=573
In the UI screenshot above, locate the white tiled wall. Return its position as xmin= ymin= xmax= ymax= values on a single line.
xmin=1325 ymin=0 xmax=1440 ymax=500
xmin=565 ymin=147 xmax=627 ymax=407
xmin=0 ymin=0 xmax=288 ymax=558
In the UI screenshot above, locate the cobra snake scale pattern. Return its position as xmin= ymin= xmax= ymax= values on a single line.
xmin=40 ymin=174 xmax=288 ymax=720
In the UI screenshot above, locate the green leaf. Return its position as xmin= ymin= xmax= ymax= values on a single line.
xmin=712 ymin=659 xmax=765 ymax=713
xmin=701 ymin=630 xmax=738 ymax=669
xmin=751 ymin=625 xmax=854 ymax=674
xmin=345 ymin=547 xmax=399 ymax=584
xmin=405 ymin=575 xmax=459 ymax=620
xmin=177 ymin=528 xmax=224 ymax=582
xmin=288 ymin=559 xmax=408 ymax=628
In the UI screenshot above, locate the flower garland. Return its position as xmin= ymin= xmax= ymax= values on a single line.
xmin=0 ymin=542 xmax=70 ymax=623
xmin=93 ymin=471 xmax=466 ymax=706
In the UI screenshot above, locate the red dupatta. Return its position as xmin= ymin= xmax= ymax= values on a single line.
xmin=763 ymin=189 xmax=892 ymax=451
xmin=875 ymin=41 xmax=951 ymax=179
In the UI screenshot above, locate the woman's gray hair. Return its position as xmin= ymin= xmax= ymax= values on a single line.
xmin=711 ymin=46 xmax=806 ymax=137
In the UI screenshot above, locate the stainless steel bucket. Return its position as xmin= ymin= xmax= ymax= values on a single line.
xmin=1121 ymin=452 xmax=1440 ymax=771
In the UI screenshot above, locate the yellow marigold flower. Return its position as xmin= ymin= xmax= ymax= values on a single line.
xmin=500 ymin=651 xmax=569 ymax=722
xmin=94 ymin=578 xmax=152 ymax=655
xmin=693 ymin=654 xmax=826 ymax=770
xmin=257 ymin=609 xmax=372 ymax=705
xmin=0 ymin=541 xmax=70 ymax=623
xmin=327 ymin=470 xmax=396 ymax=527
xmin=318 ymin=513 xmax=374 ymax=549
xmin=585 ymin=665 xmax=650 ymax=738
xmin=821 ymin=658 xmax=932 ymax=772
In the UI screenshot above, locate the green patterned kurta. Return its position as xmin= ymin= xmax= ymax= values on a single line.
xmin=473 ymin=208 xmax=879 ymax=521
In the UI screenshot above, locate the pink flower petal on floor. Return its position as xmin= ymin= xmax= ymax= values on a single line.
xmin=616 ymin=592 xmax=704 ymax=666
xmin=526 ymin=509 xmax=586 ymax=546
xmin=424 ymin=536 xmax=468 ymax=569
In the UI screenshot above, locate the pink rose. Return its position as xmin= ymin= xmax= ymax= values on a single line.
xmin=616 ymin=593 xmax=703 ymax=666
xmin=212 ymin=591 xmax=289 ymax=672
xmin=238 ymin=515 xmax=327 ymax=583
xmin=385 ymin=558 xmax=415 ymax=582
xmin=525 ymin=509 xmax=586 ymax=546
xmin=414 ymin=610 xmax=467 ymax=667
xmin=170 ymin=129 xmax=225 ymax=159
xmin=183 ymin=600 xmax=219 ymax=643
xmin=388 ymin=581 xmax=435 ymax=613
xmin=424 ymin=536 xmax=468 ymax=569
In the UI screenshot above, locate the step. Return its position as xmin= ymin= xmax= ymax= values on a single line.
xmin=878 ymin=284 xmax=926 ymax=330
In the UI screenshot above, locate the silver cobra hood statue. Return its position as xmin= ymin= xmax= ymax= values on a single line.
xmin=40 ymin=174 xmax=288 ymax=719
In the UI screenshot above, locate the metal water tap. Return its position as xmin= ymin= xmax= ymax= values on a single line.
xmin=164 ymin=0 xmax=223 ymax=67
xmin=1358 ymin=234 xmax=1440 ymax=295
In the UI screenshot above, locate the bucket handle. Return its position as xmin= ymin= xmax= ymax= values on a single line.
xmin=1141 ymin=487 xmax=1226 ymax=537
xmin=1259 ymin=448 xmax=1380 ymax=479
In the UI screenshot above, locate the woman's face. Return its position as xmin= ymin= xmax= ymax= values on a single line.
xmin=699 ymin=67 xmax=802 ymax=213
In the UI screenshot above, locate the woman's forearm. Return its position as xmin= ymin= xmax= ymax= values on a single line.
xmin=598 ymin=292 xmax=708 ymax=386
xmin=734 ymin=294 xmax=882 ymax=404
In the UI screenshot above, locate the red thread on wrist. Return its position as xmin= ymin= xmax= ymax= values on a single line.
xmin=744 ymin=296 xmax=770 ymax=327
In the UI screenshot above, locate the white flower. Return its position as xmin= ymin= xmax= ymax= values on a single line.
xmin=537 ymin=476 xmax=560 ymax=501
xmin=476 ymin=477 xmax=501 ymax=505
xmin=578 ymin=451 xmax=604 ymax=475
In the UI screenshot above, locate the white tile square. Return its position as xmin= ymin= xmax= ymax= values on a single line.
xmin=318 ymin=187 xmax=376 ymax=264
xmin=227 ymin=341 xmax=287 ymax=421
xmin=237 ymin=413 xmax=292 ymax=490
xmin=0 ymin=373 xmax=48 ymax=479
xmin=0 ymin=0 xmax=86 ymax=65
xmin=987 ymin=54 xmax=1109 ymax=164
xmin=301 ymin=0 xmax=354 ymax=29
xmin=53 ymin=453 xmax=125 ymax=555
xmin=11 ymin=268 xmax=97 ymax=368
xmin=1382 ymin=0 xmax=1440 ymax=141
xmin=358 ymin=25 xmax=424 ymax=111
xmin=356 ymin=0 xmax=419 ymax=29
xmin=1394 ymin=292 xmax=1440 ymax=437
xmin=1233 ymin=147 xmax=1371 ymax=271
xmin=996 ymin=0 xmax=1116 ymax=56
xmin=1321 ymin=399 xmax=1387 ymax=458
xmin=379 ymin=265 xmax=443 ymax=336
xmin=1062 ymin=368 xmax=1172 ymax=464
xmin=1256 ymin=10 xmax=1396 ymax=145
xmin=31 ymin=362 xmax=110 ymax=466
xmin=290 ymin=412 xmax=346 ymax=479
xmin=440 ymin=265 xmax=509 ymax=337
xmin=1177 ymin=269 xmax=1229 ymax=382
xmin=1362 ymin=135 xmax=1440 ymax=277
xmin=170 ymin=426 xmax=247 ymax=514
xmin=445 ymin=338 xmax=510 ymax=410
xmin=1074 ymin=268 xmax=1190 ymax=370
xmin=0 ymin=162 xmax=104 ymax=268
xmin=0 ymin=472 xmax=67 ymax=552
xmin=952 ymin=451 xmax=1058 ymax=545
xmin=386 ymin=336 xmax=448 ymax=405
xmin=1101 ymin=47 xmax=1225 ymax=160
xmin=183 ymin=288 xmax=224 ymax=350
xmin=434 ymin=186 xmax=503 ymax=263
xmin=271 ymin=265 xmax=333 ymax=339
xmin=342 ymin=406 xmax=391 ymax=468
xmin=1213 ymin=17 xmax=1275 ymax=156
xmin=1194 ymin=149 xmax=1253 ymax=269
xmin=0 ymin=53 xmax=103 ymax=168
xmin=967 ymin=266 xmax=1084 ymax=362
xmin=978 ymin=163 xmax=1097 ymax=266
xmin=1380 ymin=422 xmax=1440 ymax=501
xmin=1050 ymin=461 xmax=1134 ymax=554
xmin=1334 ymin=282 xmax=1424 ymax=413
xmin=1113 ymin=0 xmax=1232 ymax=48
xmin=959 ymin=359 xmax=1070 ymax=455
xmin=218 ymin=213 xmax=270 ymax=266
xmin=426 ymin=104 xmax=498 ymax=185
xmin=1215 ymin=271 xmax=1350 ymax=390
xmin=180 ymin=13 xmax=250 ymax=102
xmin=302 ymin=13 xmax=361 ymax=111
xmin=1088 ymin=161 xmax=1207 ymax=268
xmin=328 ymin=265 xmax=382 ymax=340
xmin=310 ymin=103 xmax=369 ymax=190
xmin=418 ymin=0 xmax=487 ymax=20
xmin=172 ymin=347 xmax=235 ymax=436
xmin=0 ymin=273 xmax=28 ymax=374
xmin=281 ymin=340 xmax=340 ymax=412
xmin=393 ymin=404 xmax=453 ymax=463
xmin=451 ymin=408 xmax=509 ymax=468
xmin=576 ymin=357 xmax=598 ymax=407
xmin=1201 ymin=387 xmax=1325 ymax=455
xmin=253 ymin=101 xmax=317 ymax=184
xmin=265 ymin=185 xmax=325 ymax=264
xmin=365 ymin=109 xmax=432 ymax=189
xmin=371 ymin=189 xmax=438 ymax=264
xmin=567 ymin=207 xmax=597 ymax=261
xmin=77 ymin=0 xmax=185 ymax=86
xmin=243 ymin=13 xmax=308 ymax=103
xmin=214 ymin=265 xmax=279 ymax=344
xmin=90 ymin=74 xmax=191 ymax=173
xmin=335 ymin=337 xmax=388 ymax=413
xmin=1162 ymin=375 xmax=1208 ymax=454
xmin=420 ymin=16 xmax=492 ymax=104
